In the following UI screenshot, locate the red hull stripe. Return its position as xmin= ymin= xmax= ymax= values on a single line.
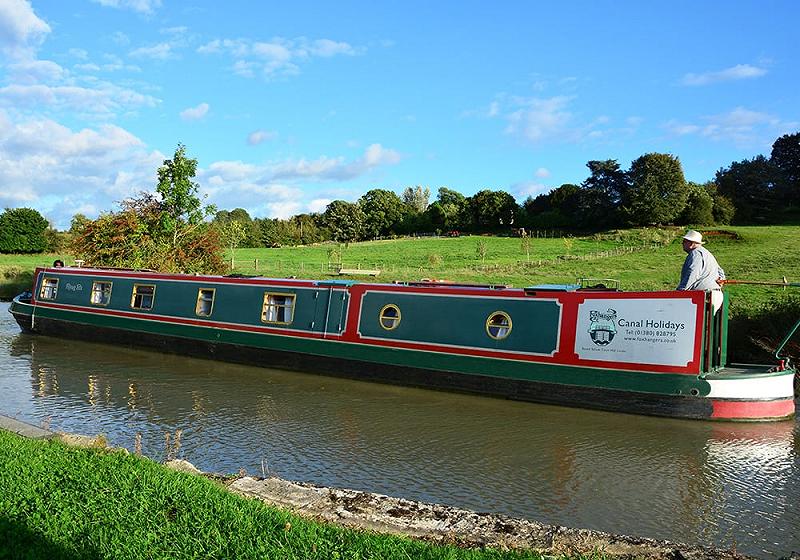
xmin=711 ymin=398 xmax=796 ymax=420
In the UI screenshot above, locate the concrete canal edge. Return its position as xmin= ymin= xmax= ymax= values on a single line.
xmin=222 ymin=475 xmax=753 ymax=560
xmin=0 ymin=414 xmax=763 ymax=560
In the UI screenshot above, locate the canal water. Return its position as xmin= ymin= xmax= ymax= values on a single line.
xmin=1 ymin=302 xmax=798 ymax=558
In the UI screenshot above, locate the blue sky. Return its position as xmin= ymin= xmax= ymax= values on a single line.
xmin=1 ymin=0 xmax=798 ymax=229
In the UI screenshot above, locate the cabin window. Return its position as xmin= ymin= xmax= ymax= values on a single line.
xmin=90 ymin=281 xmax=112 ymax=306
xmin=261 ymin=292 xmax=295 ymax=324
xmin=131 ymin=284 xmax=156 ymax=310
xmin=195 ymin=288 xmax=215 ymax=317
xmin=486 ymin=311 xmax=512 ymax=340
xmin=379 ymin=304 xmax=401 ymax=330
xmin=39 ymin=277 xmax=59 ymax=300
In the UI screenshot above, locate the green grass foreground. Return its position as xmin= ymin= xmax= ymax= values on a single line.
xmin=0 ymin=430 xmax=553 ymax=560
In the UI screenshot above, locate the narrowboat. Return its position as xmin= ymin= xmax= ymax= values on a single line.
xmin=8 ymin=266 xmax=796 ymax=421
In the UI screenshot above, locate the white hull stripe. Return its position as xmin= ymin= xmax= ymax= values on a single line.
xmin=707 ymin=374 xmax=795 ymax=399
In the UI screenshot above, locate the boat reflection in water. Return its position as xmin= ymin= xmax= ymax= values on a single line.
xmin=4 ymin=326 xmax=799 ymax=558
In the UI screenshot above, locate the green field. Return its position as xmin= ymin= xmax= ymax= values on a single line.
xmin=2 ymin=226 xmax=799 ymax=361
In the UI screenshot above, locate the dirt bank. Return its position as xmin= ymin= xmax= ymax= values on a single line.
xmin=190 ymin=467 xmax=751 ymax=560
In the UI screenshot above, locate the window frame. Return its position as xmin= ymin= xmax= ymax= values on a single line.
xmin=486 ymin=311 xmax=512 ymax=340
xmin=378 ymin=303 xmax=402 ymax=331
xmin=261 ymin=292 xmax=296 ymax=325
xmin=90 ymin=281 xmax=113 ymax=307
xmin=130 ymin=283 xmax=156 ymax=311
xmin=39 ymin=277 xmax=59 ymax=300
xmin=195 ymin=288 xmax=216 ymax=317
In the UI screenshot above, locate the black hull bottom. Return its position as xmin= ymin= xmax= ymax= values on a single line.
xmin=10 ymin=310 xmax=33 ymax=333
xmin=28 ymin=315 xmax=715 ymax=420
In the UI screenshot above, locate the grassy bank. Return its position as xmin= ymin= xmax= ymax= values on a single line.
xmin=0 ymin=253 xmax=69 ymax=300
xmin=0 ymin=429 xmax=550 ymax=560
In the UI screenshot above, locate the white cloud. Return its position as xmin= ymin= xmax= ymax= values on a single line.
xmin=264 ymin=201 xmax=303 ymax=219
xmin=534 ymin=167 xmax=550 ymax=178
xmin=0 ymin=82 xmax=160 ymax=119
xmin=196 ymin=144 xmax=401 ymax=218
xmin=309 ymin=39 xmax=357 ymax=57
xmin=161 ymin=26 xmax=188 ymax=36
xmin=111 ymin=31 xmax=130 ymax=46
xmin=681 ymin=64 xmax=767 ymax=86
xmin=0 ymin=110 xmax=163 ymax=228
xmin=510 ymin=181 xmax=550 ymax=200
xmin=504 ymin=96 xmax=575 ymax=142
xmin=362 ymin=143 xmax=401 ymax=166
xmin=180 ymin=102 xmax=209 ymax=121
xmin=198 ymin=36 xmax=361 ymax=80
xmin=130 ymin=42 xmax=173 ymax=60
xmin=91 ymin=0 xmax=162 ymax=15
xmin=247 ymin=130 xmax=277 ymax=145
xmin=7 ymin=59 xmax=65 ymax=83
xmin=0 ymin=0 xmax=50 ymax=59
xmin=269 ymin=144 xmax=401 ymax=181
xmin=663 ymin=107 xmax=798 ymax=147
xmin=308 ymin=198 xmax=332 ymax=213
xmin=68 ymin=48 xmax=88 ymax=60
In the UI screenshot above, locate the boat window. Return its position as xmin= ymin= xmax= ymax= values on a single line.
xmin=90 ymin=281 xmax=113 ymax=306
xmin=261 ymin=292 xmax=295 ymax=324
xmin=39 ymin=277 xmax=59 ymax=300
xmin=379 ymin=304 xmax=401 ymax=330
xmin=195 ymin=288 xmax=215 ymax=317
xmin=131 ymin=284 xmax=156 ymax=310
xmin=486 ymin=311 xmax=512 ymax=340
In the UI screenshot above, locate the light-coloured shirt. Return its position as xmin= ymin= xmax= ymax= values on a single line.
xmin=677 ymin=246 xmax=725 ymax=291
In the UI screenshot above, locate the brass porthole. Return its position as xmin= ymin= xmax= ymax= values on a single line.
xmin=379 ymin=304 xmax=401 ymax=330
xmin=486 ymin=311 xmax=512 ymax=340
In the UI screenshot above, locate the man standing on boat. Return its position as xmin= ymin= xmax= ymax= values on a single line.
xmin=677 ymin=230 xmax=725 ymax=311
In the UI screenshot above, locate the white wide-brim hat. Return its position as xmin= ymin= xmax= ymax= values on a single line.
xmin=683 ymin=230 xmax=705 ymax=244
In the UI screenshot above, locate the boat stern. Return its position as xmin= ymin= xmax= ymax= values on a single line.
xmin=704 ymin=365 xmax=796 ymax=421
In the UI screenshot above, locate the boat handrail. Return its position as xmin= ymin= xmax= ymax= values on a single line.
xmin=775 ymin=317 xmax=800 ymax=364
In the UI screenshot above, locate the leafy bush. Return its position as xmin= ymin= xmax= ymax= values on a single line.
xmin=0 ymin=208 xmax=49 ymax=253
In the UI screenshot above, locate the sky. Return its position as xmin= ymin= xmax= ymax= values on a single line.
xmin=1 ymin=0 xmax=798 ymax=229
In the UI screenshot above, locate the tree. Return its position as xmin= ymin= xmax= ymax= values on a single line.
xmin=213 ymin=208 xmax=260 ymax=247
xmin=521 ymin=184 xmax=579 ymax=229
xmin=576 ymin=160 xmax=626 ymax=229
xmin=292 ymin=213 xmax=324 ymax=245
xmin=715 ymin=155 xmax=779 ymax=223
xmin=71 ymin=144 xmax=226 ymax=273
xmin=0 ymin=207 xmax=49 ymax=253
xmin=467 ymin=189 xmax=519 ymax=231
xmin=358 ymin=189 xmax=407 ymax=238
xmin=72 ymin=192 xmax=226 ymax=274
xmin=69 ymin=213 xmax=91 ymax=236
xmin=402 ymin=185 xmax=431 ymax=214
xmin=770 ymin=132 xmax=800 ymax=203
xmin=156 ymin=143 xmax=216 ymax=247
xmin=679 ymin=182 xmax=714 ymax=225
xmin=321 ymin=200 xmax=365 ymax=243
xmin=429 ymin=187 xmax=467 ymax=230
xmin=219 ymin=220 xmax=246 ymax=267
xmin=622 ymin=153 xmax=688 ymax=226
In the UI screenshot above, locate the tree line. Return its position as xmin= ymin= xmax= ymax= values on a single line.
xmin=208 ymin=131 xmax=800 ymax=246
xmin=0 ymin=132 xmax=797 ymax=272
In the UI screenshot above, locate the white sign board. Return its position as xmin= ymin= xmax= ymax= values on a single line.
xmin=574 ymin=298 xmax=698 ymax=367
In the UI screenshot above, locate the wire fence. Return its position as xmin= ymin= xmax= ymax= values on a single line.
xmin=228 ymin=242 xmax=669 ymax=277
